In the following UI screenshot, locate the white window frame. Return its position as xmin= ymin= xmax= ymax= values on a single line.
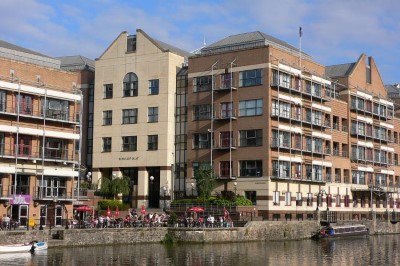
xmin=273 ymin=191 xmax=280 ymax=205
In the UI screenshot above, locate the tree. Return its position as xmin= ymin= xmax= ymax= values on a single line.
xmin=99 ymin=175 xmax=130 ymax=200
xmin=194 ymin=168 xmax=216 ymax=200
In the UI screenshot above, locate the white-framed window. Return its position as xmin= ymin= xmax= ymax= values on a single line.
xmin=148 ymin=79 xmax=159 ymax=95
xmin=122 ymin=108 xmax=138 ymax=124
xmin=239 ymin=129 xmax=262 ymax=147
xmin=102 ymin=137 xmax=112 ymax=152
xmin=285 ymin=192 xmax=291 ymax=206
xmin=148 ymin=107 xmax=158 ymax=122
xmin=239 ymin=99 xmax=263 ymax=116
xmin=193 ymin=104 xmax=211 ymax=120
xmin=122 ymin=136 xmax=137 ymax=151
xmin=103 ymin=110 xmax=112 ymax=125
xmin=239 ymin=69 xmax=262 ymax=87
xmin=272 ymin=160 xmax=290 ymax=178
xmin=44 ymin=97 xmax=69 ymax=120
xmin=240 ymin=160 xmax=262 ymax=177
xmin=192 ymin=161 xmax=211 ymax=177
xmin=148 ymin=135 xmax=158 ymax=150
xmin=193 ymin=76 xmax=212 ymax=92
xmin=272 ymin=130 xmax=291 ymax=148
xmin=307 ymin=193 xmax=313 ymax=206
xmin=273 ymin=191 xmax=280 ymax=205
xmin=271 ymin=100 xmax=291 ymax=118
xmin=193 ymin=133 xmax=210 ymax=149
xmin=220 ymin=102 xmax=233 ymax=118
xmin=306 ymin=164 xmax=322 ymax=181
xmin=103 ymin=84 xmax=113 ymax=99
xmin=272 ymin=70 xmax=291 ymax=88
xmin=123 ymin=72 xmax=138 ymax=97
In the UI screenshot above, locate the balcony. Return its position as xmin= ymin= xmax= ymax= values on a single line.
xmin=270 ymin=169 xmax=327 ymax=183
xmin=213 ymin=138 xmax=237 ymax=150
xmin=32 ymin=186 xmax=74 ymax=201
xmin=213 ymin=109 xmax=237 ymax=121
xmin=214 ymin=77 xmax=237 ymax=92
xmin=0 ymin=144 xmax=74 ymax=162
xmin=0 ymin=106 xmax=78 ymax=124
xmin=216 ymin=175 xmax=237 ymax=180
xmin=271 ymin=138 xmax=291 ymax=149
xmin=270 ymin=80 xmax=302 ymax=96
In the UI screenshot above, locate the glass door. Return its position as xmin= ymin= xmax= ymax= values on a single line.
xmin=19 ymin=205 xmax=28 ymax=226
xmin=55 ymin=205 xmax=63 ymax=227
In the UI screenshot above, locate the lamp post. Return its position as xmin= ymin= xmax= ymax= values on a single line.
xmin=149 ymin=176 xmax=154 ymax=208
xmin=191 ymin=182 xmax=194 ymax=197
xmin=162 ymin=186 xmax=167 ymax=212
xmin=234 ymin=182 xmax=237 ymax=196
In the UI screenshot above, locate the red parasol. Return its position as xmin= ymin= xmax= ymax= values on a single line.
xmin=115 ymin=206 xmax=119 ymax=218
xmin=107 ymin=206 xmax=111 ymax=217
xmin=188 ymin=206 xmax=204 ymax=212
xmin=141 ymin=205 xmax=146 ymax=215
xmin=75 ymin=206 xmax=92 ymax=212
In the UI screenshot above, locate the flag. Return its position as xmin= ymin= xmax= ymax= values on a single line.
xmin=299 ymin=27 xmax=303 ymax=38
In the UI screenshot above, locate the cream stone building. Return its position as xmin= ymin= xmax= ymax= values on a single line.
xmin=93 ymin=30 xmax=189 ymax=209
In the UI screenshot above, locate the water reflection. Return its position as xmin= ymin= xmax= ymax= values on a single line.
xmin=1 ymin=235 xmax=400 ymax=265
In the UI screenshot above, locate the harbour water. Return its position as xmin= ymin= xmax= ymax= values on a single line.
xmin=1 ymin=235 xmax=400 ymax=265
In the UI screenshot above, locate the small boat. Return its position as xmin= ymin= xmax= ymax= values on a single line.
xmin=0 ymin=241 xmax=48 ymax=253
xmin=311 ymin=224 xmax=368 ymax=240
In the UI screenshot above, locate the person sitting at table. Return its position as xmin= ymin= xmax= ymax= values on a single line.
xmin=2 ymin=215 xmax=10 ymax=230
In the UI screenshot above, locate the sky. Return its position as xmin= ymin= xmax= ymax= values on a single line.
xmin=1 ymin=0 xmax=399 ymax=84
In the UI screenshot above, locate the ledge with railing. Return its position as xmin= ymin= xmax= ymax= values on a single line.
xmin=270 ymin=170 xmax=327 ymax=183
xmin=0 ymin=106 xmax=79 ymax=124
xmin=0 ymin=144 xmax=74 ymax=161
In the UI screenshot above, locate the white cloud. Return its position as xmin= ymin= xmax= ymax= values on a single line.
xmin=0 ymin=0 xmax=398 ymax=83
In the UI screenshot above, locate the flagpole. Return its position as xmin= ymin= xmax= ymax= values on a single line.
xmin=299 ymin=26 xmax=302 ymax=71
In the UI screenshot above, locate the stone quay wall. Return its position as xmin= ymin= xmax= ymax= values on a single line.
xmin=1 ymin=220 xmax=400 ymax=247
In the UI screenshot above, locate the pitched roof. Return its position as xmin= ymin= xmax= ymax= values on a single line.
xmin=0 ymin=39 xmax=52 ymax=58
xmin=386 ymin=84 xmax=400 ymax=98
xmin=57 ymin=55 xmax=95 ymax=71
xmin=325 ymin=63 xmax=355 ymax=78
xmin=199 ymin=31 xmax=312 ymax=60
xmin=0 ymin=39 xmax=60 ymax=68
xmin=152 ymin=38 xmax=191 ymax=59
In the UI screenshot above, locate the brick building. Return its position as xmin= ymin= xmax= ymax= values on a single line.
xmin=0 ymin=40 xmax=93 ymax=228
xmin=186 ymin=31 xmax=400 ymax=219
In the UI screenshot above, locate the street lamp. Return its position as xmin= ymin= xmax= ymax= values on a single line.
xmin=191 ymin=182 xmax=194 ymax=196
xmin=86 ymin=171 xmax=92 ymax=182
xmin=149 ymin=176 xmax=154 ymax=208
xmin=234 ymin=182 xmax=237 ymax=196
xmin=162 ymin=186 xmax=167 ymax=212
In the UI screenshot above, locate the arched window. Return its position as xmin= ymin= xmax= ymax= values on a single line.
xmin=123 ymin=73 xmax=138 ymax=97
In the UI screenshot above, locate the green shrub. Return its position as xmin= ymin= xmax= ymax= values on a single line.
xmin=168 ymin=212 xmax=178 ymax=225
xmin=235 ymin=196 xmax=253 ymax=206
xmin=163 ymin=232 xmax=176 ymax=244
